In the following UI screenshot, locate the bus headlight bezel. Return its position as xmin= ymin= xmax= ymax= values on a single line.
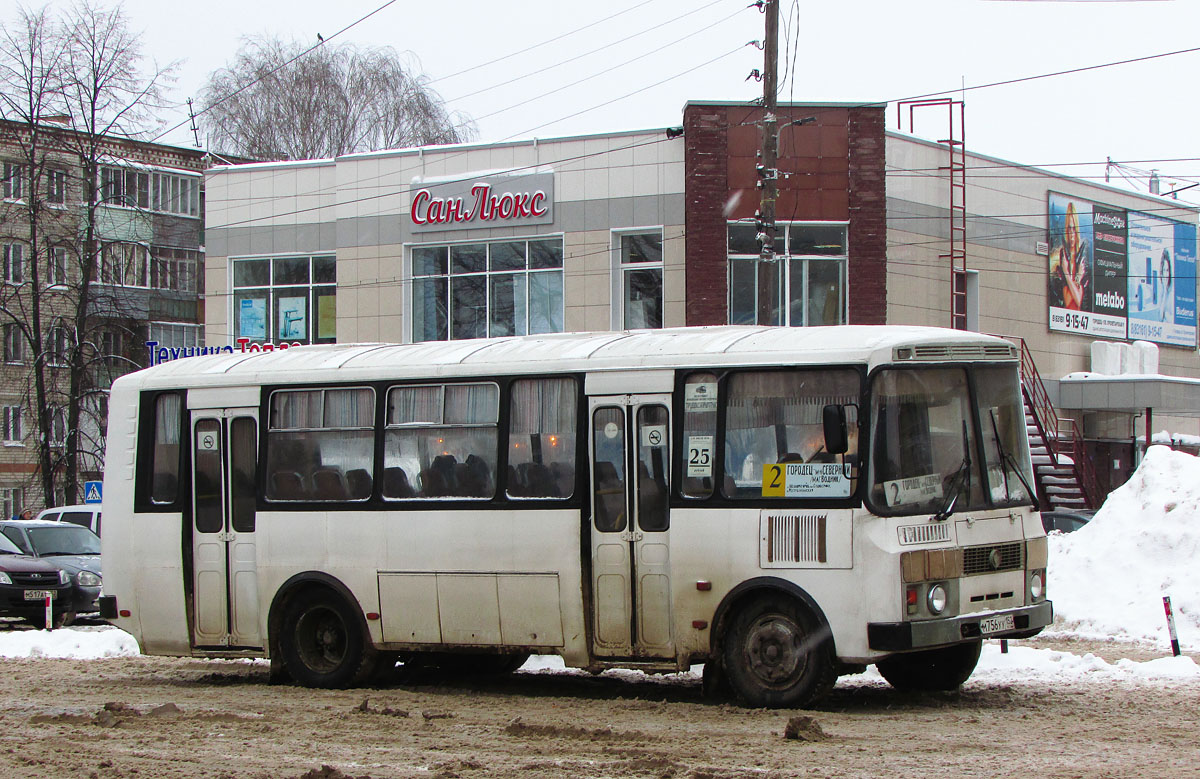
xmin=1029 ymin=569 xmax=1045 ymax=601
xmin=927 ymin=583 xmax=949 ymax=615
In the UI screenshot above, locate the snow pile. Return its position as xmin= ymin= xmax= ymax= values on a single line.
xmin=0 ymin=624 xmax=139 ymax=659
xmin=1048 ymin=445 xmax=1200 ymax=645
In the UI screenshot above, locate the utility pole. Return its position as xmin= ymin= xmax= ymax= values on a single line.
xmin=757 ymin=0 xmax=780 ymax=325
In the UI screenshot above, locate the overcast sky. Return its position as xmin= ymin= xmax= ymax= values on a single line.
xmin=31 ymin=0 xmax=1200 ymax=199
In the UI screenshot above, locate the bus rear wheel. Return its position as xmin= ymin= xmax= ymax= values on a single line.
xmin=280 ymin=590 xmax=376 ymax=688
xmin=721 ymin=594 xmax=836 ymax=709
xmin=876 ymin=639 xmax=982 ymax=692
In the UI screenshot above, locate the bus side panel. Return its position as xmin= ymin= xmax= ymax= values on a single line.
xmin=670 ymin=507 xmax=886 ymax=662
xmin=255 ymin=508 xmax=589 ymax=664
xmin=102 ymin=380 xmax=193 ymax=655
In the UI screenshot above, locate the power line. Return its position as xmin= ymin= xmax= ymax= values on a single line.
xmin=150 ymin=0 xmax=399 ymax=144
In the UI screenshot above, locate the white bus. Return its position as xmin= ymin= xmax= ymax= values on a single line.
xmin=100 ymin=325 xmax=1051 ymax=707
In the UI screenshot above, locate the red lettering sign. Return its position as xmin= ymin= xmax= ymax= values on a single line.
xmin=412 ymin=181 xmax=550 ymax=227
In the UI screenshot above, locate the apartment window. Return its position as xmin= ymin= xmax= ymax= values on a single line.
xmin=47 ymin=246 xmax=68 ymax=287
xmin=615 ymin=231 xmax=663 ymax=329
xmin=151 ymin=172 xmax=200 ymax=217
xmin=2 ymin=487 xmax=22 ymax=519
xmin=412 ymin=238 xmax=563 ymax=342
xmin=2 ymin=406 xmax=22 ymax=444
xmin=4 ymin=323 xmax=24 ymax=364
xmin=232 ymin=255 xmax=336 ymax=345
xmin=148 ymin=322 xmax=201 ymax=350
xmin=3 ymin=244 xmax=24 ymax=285
xmin=49 ymin=406 xmax=66 ymax=448
xmin=2 ymin=162 xmax=23 ymax=200
xmin=100 ymin=165 xmax=149 ymax=209
xmin=47 ymin=326 xmax=70 ymax=366
xmin=727 ymin=222 xmax=847 ymax=327
xmin=150 ymin=247 xmax=199 ymax=292
xmin=100 ymin=330 xmax=124 ymax=366
xmin=97 ymin=243 xmax=149 ymax=287
xmin=46 ymin=168 xmax=67 ymax=205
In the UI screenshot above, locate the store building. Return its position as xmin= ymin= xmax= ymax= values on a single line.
xmin=204 ymin=100 xmax=1200 ymax=504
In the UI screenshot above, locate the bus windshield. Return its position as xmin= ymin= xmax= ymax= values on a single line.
xmin=868 ymin=365 xmax=1034 ymax=516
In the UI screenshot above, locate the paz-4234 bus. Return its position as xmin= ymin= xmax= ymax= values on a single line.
xmin=99 ymin=325 xmax=1051 ymax=708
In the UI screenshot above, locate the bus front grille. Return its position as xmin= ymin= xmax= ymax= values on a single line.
xmin=963 ymin=542 xmax=1023 ymax=575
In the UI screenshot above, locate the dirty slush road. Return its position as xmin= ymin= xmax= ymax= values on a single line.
xmin=0 ymin=634 xmax=1196 ymax=779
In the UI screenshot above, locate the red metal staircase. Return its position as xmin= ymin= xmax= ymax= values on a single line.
xmin=1001 ymin=336 xmax=1100 ymax=510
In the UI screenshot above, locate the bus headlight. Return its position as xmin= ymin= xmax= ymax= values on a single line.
xmin=1029 ymin=570 xmax=1045 ymax=601
xmin=927 ymin=583 xmax=948 ymax=615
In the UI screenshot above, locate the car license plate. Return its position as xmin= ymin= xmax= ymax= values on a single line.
xmin=979 ymin=614 xmax=1014 ymax=635
xmin=24 ymin=590 xmax=56 ymax=601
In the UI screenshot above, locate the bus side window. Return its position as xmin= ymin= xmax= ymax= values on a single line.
xmin=150 ymin=393 xmax=183 ymax=504
xmin=507 ymin=377 xmax=577 ymax=499
xmin=265 ymin=388 xmax=375 ymax=502
xmin=681 ymin=372 xmax=718 ymax=499
xmin=383 ymin=383 xmax=499 ymax=500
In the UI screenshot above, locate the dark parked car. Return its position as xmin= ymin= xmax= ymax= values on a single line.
xmin=0 ymin=520 xmax=101 ymax=618
xmin=1040 ymin=509 xmax=1094 ymax=534
xmin=0 ymin=532 xmax=73 ymax=627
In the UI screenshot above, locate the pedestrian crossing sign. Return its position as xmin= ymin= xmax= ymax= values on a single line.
xmin=84 ymin=481 xmax=103 ymax=504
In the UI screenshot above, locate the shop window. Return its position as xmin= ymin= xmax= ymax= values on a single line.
xmin=411 ymin=238 xmax=563 ymax=342
xmin=615 ymin=231 xmax=663 ymax=329
xmin=728 ymin=222 xmax=847 ymax=327
xmin=232 ymin=254 xmax=336 ymax=345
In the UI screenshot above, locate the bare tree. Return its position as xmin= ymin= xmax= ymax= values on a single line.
xmin=0 ymin=1 xmax=175 ymax=507
xmin=201 ymin=37 xmax=474 ymax=161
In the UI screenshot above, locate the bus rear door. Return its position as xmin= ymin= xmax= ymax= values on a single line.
xmin=588 ymin=394 xmax=673 ymax=659
xmin=190 ymin=405 xmax=262 ymax=649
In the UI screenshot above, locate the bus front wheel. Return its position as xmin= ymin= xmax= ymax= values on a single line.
xmin=721 ymin=594 xmax=836 ymax=708
xmin=280 ymin=589 xmax=377 ymax=688
xmin=875 ymin=639 xmax=982 ymax=692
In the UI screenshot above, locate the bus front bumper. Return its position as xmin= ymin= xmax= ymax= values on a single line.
xmin=867 ymin=601 xmax=1053 ymax=652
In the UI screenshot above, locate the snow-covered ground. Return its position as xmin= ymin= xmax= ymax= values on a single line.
xmin=4 ymin=445 xmax=1198 ymax=687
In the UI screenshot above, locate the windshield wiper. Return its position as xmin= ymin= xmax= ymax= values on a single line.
xmin=989 ymin=409 xmax=1040 ymax=511
xmin=933 ymin=420 xmax=972 ymax=522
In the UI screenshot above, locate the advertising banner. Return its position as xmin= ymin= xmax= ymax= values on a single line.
xmin=1047 ymin=192 xmax=1198 ymax=347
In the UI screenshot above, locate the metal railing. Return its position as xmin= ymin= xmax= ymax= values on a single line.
xmin=994 ymin=334 xmax=1100 ymax=509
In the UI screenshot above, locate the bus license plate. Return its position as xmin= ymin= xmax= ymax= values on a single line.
xmin=979 ymin=614 xmax=1014 ymax=635
xmin=24 ymin=590 xmax=55 ymax=600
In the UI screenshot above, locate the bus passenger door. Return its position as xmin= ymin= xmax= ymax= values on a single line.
xmin=588 ymin=394 xmax=673 ymax=659
xmin=190 ymin=407 xmax=262 ymax=649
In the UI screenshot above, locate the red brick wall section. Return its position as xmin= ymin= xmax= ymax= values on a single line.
xmin=847 ymin=106 xmax=888 ymax=324
xmin=683 ymin=105 xmax=731 ymax=326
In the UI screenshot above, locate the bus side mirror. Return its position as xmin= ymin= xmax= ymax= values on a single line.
xmin=822 ymin=404 xmax=848 ymax=455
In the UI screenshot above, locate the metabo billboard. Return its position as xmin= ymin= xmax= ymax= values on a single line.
xmin=1047 ymin=192 xmax=1197 ymax=347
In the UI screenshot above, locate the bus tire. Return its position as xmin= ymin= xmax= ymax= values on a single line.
xmin=279 ymin=589 xmax=377 ymax=688
xmin=876 ymin=639 xmax=982 ymax=692
xmin=721 ymin=594 xmax=836 ymax=709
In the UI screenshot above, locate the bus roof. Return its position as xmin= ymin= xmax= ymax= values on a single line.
xmin=122 ymin=325 xmax=1016 ymax=391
